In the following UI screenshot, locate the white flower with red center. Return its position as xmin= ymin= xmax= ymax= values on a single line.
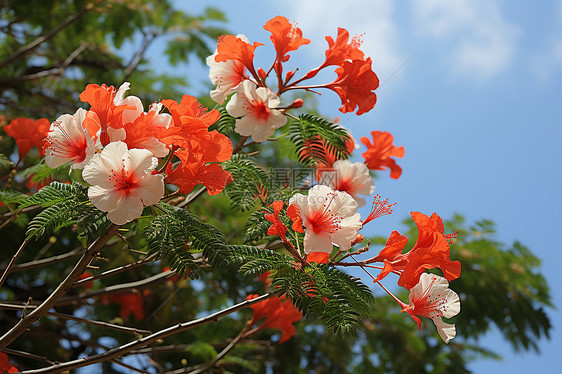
xmin=226 ymin=80 xmax=287 ymax=142
xmin=402 ymin=273 xmax=461 ymax=343
xmin=82 ymin=141 xmax=164 ymax=225
xmin=289 ymin=184 xmax=361 ymax=254
xmin=44 ymin=108 xmax=98 ymax=169
xmin=319 ymin=159 xmax=375 ymax=207
xmin=207 ymin=34 xmax=250 ymax=105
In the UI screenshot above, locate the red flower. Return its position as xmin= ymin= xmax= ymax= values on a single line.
xmin=263 ymin=16 xmax=310 ymax=77
xmin=307 ymin=252 xmax=330 ymax=264
xmin=360 ymin=131 xmax=405 ymax=179
xmin=287 ymin=204 xmax=304 ymax=233
xmin=77 ymin=272 xmax=94 ymax=289
xmin=165 ymin=158 xmax=233 ymax=196
xmin=215 ymin=34 xmax=263 ymax=79
xmin=370 ymin=212 xmax=461 ymax=289
xmin=264 ymin=200 xmax=288 ymax=241
xmin=0 ymin=352 xmax=18 ymax=373
xmin=247 ymin=294 xmax=302 ymax=343
xmin=103 ymin=292 xmax=146 ymax=320
xmin=303 ymin=28 xmax=365 ymax=80
xmin=326 ymin=58 xmax=379 ymax=115
xmin=4 ymin=117 xmax=50 ymax=160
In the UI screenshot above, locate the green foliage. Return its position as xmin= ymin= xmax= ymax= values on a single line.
xmin=21 ymin=182 xmax=105 ymax=240
xmin=222 ymin=155 xmax=268 ymax=211
xmin=226 ymin=245 xmax=295 ymax=277
xmin=440 ymin=215 xmax=552 ymax=352
xmin=243 ymin=210 xmax=272 ymax=243
xmin=288 ymin=114 xmax=351 ymax=166
xmin=0 ymin=153 xmax=13 ymax=171
xmin=145 ymin=203 xmax=230 ymax=277
xmin=211 ymin=105 xmax=237 ymax=134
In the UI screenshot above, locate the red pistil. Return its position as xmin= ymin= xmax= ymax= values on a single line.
xmin=362 ymin=195 xmax=396 ymax=226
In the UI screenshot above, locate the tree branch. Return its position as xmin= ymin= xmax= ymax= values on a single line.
xmin=0 ymin=303 xmax=151 ymax=336
xmin=19 ymin=293 xmax=273 ymax=374
xmin=0 ymin=4 xmax=92 ymax=68
xmin=0 ymin=224 xmax=120 ymax=350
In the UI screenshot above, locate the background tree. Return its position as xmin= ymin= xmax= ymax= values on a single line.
xmin=0 ymin=1 xmax=553 ymax=373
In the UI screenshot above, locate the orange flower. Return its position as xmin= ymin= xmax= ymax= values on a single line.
xmin=360 ymin=131 xmax=405 ymax=179
xmin=0 ymin=352 xmax=17 ymax=373
xmin=215 ymin=34 xmax=263 ymax=79
xmin=326 ymin=58 xmax=379 ymax=115
xmin=263 ymin=16 xmax=310 ymax=77
xmin=4 ymin=117 xmax=50 ymax=161
xmin=303 ymin=27 xmax=365 ymax=80
xmin=77 ymin=272 xmax=94 ymax=289
xmin=264 ymin=200 xmax=288 ymax=241
xmin=79 ymin=83 xmax=136 ymax=146
xmin=370 ymin=212 xmax=461 ymax=289
xmin=307 ymin=252 xmax=330 ymax=264
xmin=247 ymin=294 xmax=302 ymax=343
xmin=165 ymin=156 xmax=233 ymax=196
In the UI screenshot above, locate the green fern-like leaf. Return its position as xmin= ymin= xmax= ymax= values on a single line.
xmin=18 ymin=181 xmax=76 ymax=210
xmin=0 ymin=189 xmax=28 ymax=206
xmin=288 ymin=114 xmax=351 ymax=166
xmin=145 ymin=203 xmax=231 ymax=277
xmin=222 ymin=155 xmax=268 ymax=211
xmin=226 ymin=245 xmax=295 ymax=276
xmin=0 ymin=153 xmax=13 ymax=171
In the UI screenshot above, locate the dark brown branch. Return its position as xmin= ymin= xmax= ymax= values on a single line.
xmin=72 ymin=252 xmax=158 ymax=288
xmin=0 ymin=4 xmax=92 ymax=68
xmin=2 ymin=42 xmax=88 ymax=83
xmin=58 ymin=270 xmax=173 ymax=306
xmin=19 ymin=293 xmax=274 ymax=374
xmin=0 ymin=238 xmax=32 ymax=289
xmin=0 ymin=303 xmax=151 ymax=336
xmin=0 ymin=248 xmax=83 ymax=273
xmin=0 ymin=224 xmax=120 ymax=350
xmin=123 ymin=31 xmax=158 ymax=81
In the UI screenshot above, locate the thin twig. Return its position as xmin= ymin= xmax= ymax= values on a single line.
xmin=19 ymin=293 xmax=274 ymax=374
xmin=123 ymin=31 xmax=158 ymax=81
xmin=0 ymin=303 xmax=151 ymax=336
xmin=187 ymin=325 xmax=249 ymax=374
xmin=72 ymin=252 xmax=158 ymax=288
xmin=0 ymin=238 xmax=32 ymax=289
xmin=58 ymin=270 xmax=173 ymax=306
xmin=2 ymin=348 xmax=55 ymax=365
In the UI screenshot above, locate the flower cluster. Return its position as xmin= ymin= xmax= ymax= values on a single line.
xmin=207 ymin=16 xmax=380 ymax=143
xmin=40 ymin=83 xmax=233 ymax=224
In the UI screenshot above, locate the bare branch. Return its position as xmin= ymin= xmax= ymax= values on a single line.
xmin=72 ymin=252 xmax=158 ymax=288
xmin=0 ymin=224 xmax=120 ymax=350
xmin=0 ymin=238 xmax=33 ymax=289
xmin=19 ymin=293 xmax=274 ymax=374
xmin=123 ymin=31 xmax=158 ymax=81
xmin=0 ymin=303 xmax=151 ymax=336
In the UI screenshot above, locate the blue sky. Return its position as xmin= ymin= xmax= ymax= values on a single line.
xmin=154 ymin=1 xmax=561 ymax=372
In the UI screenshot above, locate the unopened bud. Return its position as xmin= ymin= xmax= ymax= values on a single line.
xmin=258 ymin=68 xmax=267 ymax=80
xmin=351 ymin=233 xmax=364 ymax=245
xmin=286 ymin=99 xmax=304 ymax=110
xmin=285 ymin=70 xmax=296 ymax=82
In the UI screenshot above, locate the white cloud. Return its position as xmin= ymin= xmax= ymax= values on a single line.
xmin=273 ymin=0 xmax=404 ymax=83
xmin=411 ymin=0 xmax=519 ymax=80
